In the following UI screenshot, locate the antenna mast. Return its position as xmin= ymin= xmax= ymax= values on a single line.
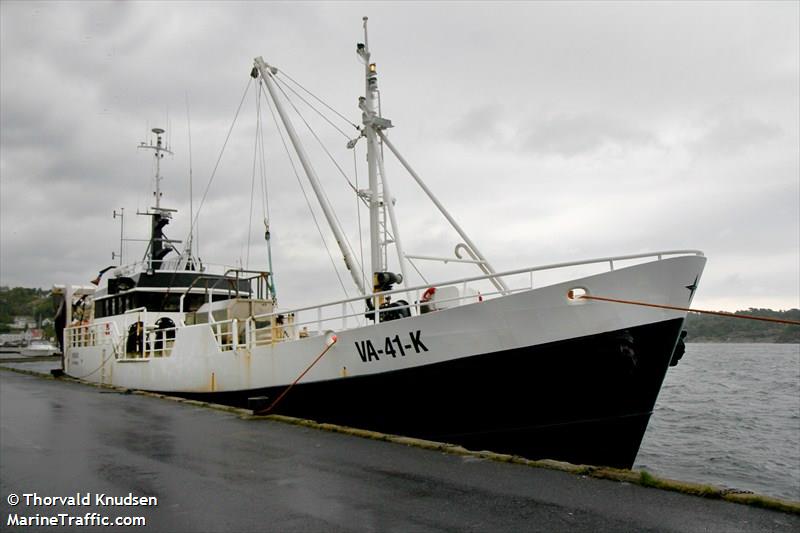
xmin=357 ymin=17 xmax=408 ymax=297
xmin=112 ymin=208 xmax=124 ymax=263
xmin=184 ymin=95 xmax=197 ymax=266
xmin=138 ymin=128 xmax=180 ymax=272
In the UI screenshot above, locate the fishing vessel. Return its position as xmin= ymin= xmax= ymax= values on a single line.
xmin=57 ymin=19 xmax=705 ymax=469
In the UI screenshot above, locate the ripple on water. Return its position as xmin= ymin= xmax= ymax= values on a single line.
xmin=636 ymin=343 xmax=800 ymax=502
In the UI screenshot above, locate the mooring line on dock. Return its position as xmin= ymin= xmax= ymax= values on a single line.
xmin=579 ymin=295 xmax=800 ymax=326
xmin=256 ymin=334 xmax=338 ymax=415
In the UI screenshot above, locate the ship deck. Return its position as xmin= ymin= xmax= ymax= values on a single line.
xmin=1 ymin=359 xmax=797 ymax=532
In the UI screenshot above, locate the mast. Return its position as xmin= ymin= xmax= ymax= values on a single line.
xmin=358 ymin=17 xmax=408 ymax=294
xmin=254 ymin=18 xmax=503 ymax=300
xmin=138 ymin=128 xmax=179 ymax=272
xmin=377 ymin=131 xmax=510 ymax=295
xmin=112 ymin=208 xmax=124 ymax=264
xmin=358 ymin=18 xmax=507 ymax=295
xmin=253 ymin=58 xmax=367 ymax=295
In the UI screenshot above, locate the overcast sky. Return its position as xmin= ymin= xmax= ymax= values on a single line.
xmin=1 ymin=1 xmax=798 ymax=313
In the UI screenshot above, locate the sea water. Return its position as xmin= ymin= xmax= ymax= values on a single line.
xmin=636 ymin=343 xmax=800 ymax=501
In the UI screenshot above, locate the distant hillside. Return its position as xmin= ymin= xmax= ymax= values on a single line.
xmin=684 ymin=308 xmax=800 ymax=343
xmin=1 ymin=286 xmax=798 ymax=343
xmin=0 ymin=287 xmax=54 ymax=333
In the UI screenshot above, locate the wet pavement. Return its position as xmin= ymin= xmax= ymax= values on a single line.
xmin=1 ymin=366 xmax=798 ymax=532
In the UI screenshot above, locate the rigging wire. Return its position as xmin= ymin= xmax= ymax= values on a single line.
xmin=257 ymin=83 xmax=276 ymax=298
xmin=187 ymin=77 xmax=253 ymax=246
xmin=246 ymin=84 xmax=260 ymax=269
xmin=274 ymin=77 xmax=353 ymax=140
xmin=353 ymin=144 xmax=367 ymax=294
xmin=406 ymin=257 xmax=430 ymax=286
xmin=261 ymin=80 xmax=356 ymax=307
xmin=272 ymin=77 xmax=360 ymax=194
xmin=275 ymin=73 xmax=404 ymax=287
xmin=267 ymin=74 xmax=383 ymax=257
xmin=276 ymin=69 xmax=360 ymax=132
xmin=185 ymin=92 xmax=197 ymax=264
xmin=261 ymin=81 xmax=365 ymax=278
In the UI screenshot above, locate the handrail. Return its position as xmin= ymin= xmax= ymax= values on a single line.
xmin=249 ymin=249 xmax=704 ymax=322
xmin=177 ymin=268 xmax=270 ymax=314
xmin=68 ymin=250 xmax=703 ymax=352
xmin=405 ymin=254 xmax=485 ymax=265
xmin=113 ymin=260 xmax=246 ymax=277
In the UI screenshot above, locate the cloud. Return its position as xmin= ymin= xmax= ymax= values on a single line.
xmin=692 ymin=115 xmax=783 ymax=155
xmin=0 ymin=1 xmax=797 ymax=313
xmin=519 ymin=113 xmax=657 ymax=157
xmin=450 ymin=107 xmax=658 ymax=157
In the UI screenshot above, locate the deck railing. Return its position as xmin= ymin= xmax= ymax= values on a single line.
xmin=66 ymin=250 xmax=703 ymax=356
xmin=216 ymin=249 xmax=704 ymax=351
xmin=242 ymin=249 xmax=705 ymax=338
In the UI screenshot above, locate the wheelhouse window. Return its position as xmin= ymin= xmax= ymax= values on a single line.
xmin=95 ymin=290 xmax=229 ymax=318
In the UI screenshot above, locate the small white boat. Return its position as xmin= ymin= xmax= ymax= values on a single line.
xmin=57 ymin=18 xmax=705 ymax=469
xmin=20 ymin=339 xmax=61 ymax=357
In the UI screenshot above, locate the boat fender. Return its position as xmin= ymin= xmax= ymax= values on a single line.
xmin=670 ymin=330 xmax=688 ymax=367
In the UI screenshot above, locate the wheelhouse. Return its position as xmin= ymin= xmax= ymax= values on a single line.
xmin=93 ymin=270 xmax=265 ymax=318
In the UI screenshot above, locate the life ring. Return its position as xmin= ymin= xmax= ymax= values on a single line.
xmin=421 ymin=287 xmax=436 ymax=302
xmin=419 ymin=287 xmax=436 ymax=315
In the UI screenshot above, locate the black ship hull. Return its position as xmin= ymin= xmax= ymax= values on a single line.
xmin=186 ymin=317 xmax=685 ymax=469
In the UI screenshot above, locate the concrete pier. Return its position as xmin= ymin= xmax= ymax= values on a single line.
xmin=1 ymin=365 xmax=798 ymax=532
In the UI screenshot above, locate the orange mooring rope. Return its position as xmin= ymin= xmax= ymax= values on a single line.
xmin=579 ymin=294 xmax=800 ymax=326
xmin=256 ymin=335 xmax=338 ymax=415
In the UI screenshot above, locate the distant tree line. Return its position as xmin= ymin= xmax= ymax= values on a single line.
xmin=684 ymin=308 xmax=800 ymax=343
xmin=0 ymin=286 xmax=798 ymax=343
xmin=0 ymin=286 xmax=56 ymax=336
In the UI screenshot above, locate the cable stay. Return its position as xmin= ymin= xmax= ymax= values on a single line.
xmin=263 ymin=80 xmax=366 ymax=274
xmin=353 ymin=144 xmax=367 ymax=295
xmin=255 ymin=61 xmax=367 ymax=296
xmin=186 ymin=77 xmax=253 ymax=250
xmin=266 ymin=79 xmax=361 ymax=197
xmin=262 ymin=74 xmax=379 ymax=264
xmin=246 ymin=89 xmax=260 ymax=270
xmin=273 ymin=75 xmax=354 ymax=140
xmin=256 ymin=93 xmax=277 ymax=300
xmin=251 ymin=18 xmax=509 ymax=317
xmin=276 ymin=68 xmax=361 ymax=132
xmin=258 ymin=50 xmax=419 ymax=300
xmin=259 ymin=76 xmax=363 ymax=322
xmin=183 ymin=92 xmax=200 ymax=269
